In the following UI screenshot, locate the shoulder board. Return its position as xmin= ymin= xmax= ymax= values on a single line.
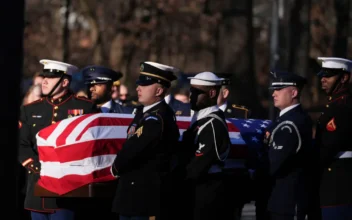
xmin=23 ymin=98 xmax=44 ymax=106
xmin=231 ymin=104 xmax=249 ymax=111
xmin=74 ymin=95 xmax=93 ymax=103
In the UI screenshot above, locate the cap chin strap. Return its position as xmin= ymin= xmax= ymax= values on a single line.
xmin=43 ymin=74 xmax=65 ymax=97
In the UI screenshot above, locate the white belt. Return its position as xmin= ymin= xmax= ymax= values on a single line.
xmin=335 ymin=151 xmax=352 ymax=159
xmin=208 ymin=159 xmax=245 ymax=174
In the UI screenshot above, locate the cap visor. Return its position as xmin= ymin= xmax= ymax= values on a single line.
xmin=268 ymin=85 xmax=288 ymax=90
xmin=317 ymin=70 xmax=338 ymax=78
xmin=136 ymin=79 xmax=155 ymax=86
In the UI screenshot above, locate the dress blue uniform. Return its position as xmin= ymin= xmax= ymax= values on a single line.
xmin=265 ymin=71 xmax=316 ymax=220
xmin=81 ymin=66 xmax=134 ymax=114
xmin=165 ymin=94 xmax=191 ymax=116
xmin=111 ymin=61 xmax=181 ymax=220
xmin=315 ymin=57 xmax=352 ymax=220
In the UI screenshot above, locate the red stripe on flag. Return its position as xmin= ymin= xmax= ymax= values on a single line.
xmin=38 ymin=122 xmax=60 ymax=141
xmin=37 ymin=166 xmax=115 ymax=195
xmin=176 ymin=120 xmax=190 ymax=130
xmin=56 ymin=114 xmax=94 ymax=146
xmin=227 ymin=121 xmax=240 ymax=132
xmin=75 ymin=117 xmax=133 ymax=142
xmin=38 ymin=139 xmax=125 ymax=162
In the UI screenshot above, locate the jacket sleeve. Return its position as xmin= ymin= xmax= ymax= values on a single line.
xmin=319 ymin=108 xmax=351 ymax=167
xmin=268 ymin=120 xmax=300 ymax=176
xmin=18 ymin=106 xmax=40 ymax=172
xmin=111 ymin=114 xmax=163 ymax=175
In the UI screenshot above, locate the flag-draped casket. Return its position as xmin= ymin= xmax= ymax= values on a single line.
xmin=36 ymin=113 xmax=271 ymax=195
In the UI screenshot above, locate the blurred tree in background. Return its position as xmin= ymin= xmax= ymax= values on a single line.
xmin=23 ymin=0 xmax=351 ymax=119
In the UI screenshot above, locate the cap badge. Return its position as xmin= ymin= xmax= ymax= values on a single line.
xmin=140 ymin=64 xmax=144 ymax=72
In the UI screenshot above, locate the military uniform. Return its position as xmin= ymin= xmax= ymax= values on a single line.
xmin=165 ymin=94 xmax=191 ymax=116
xmin=19 ymin=92 xmax=96 ymax=212
xmin=265 ymin=72 xmax=315 ymax=220
xmin=82 ymin=65 xmax=134 ymax=114
xmin=315 ymin=57 xmax=352 ymax=219
xmin=111 ymin=61 xmax=181 ymax=219
xmin=178 ymin=72 xmax=232 ymax=220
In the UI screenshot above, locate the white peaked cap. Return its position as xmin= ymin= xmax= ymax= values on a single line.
xmin=188 ymin=71 xmax=224 ymax=86
xmin=317 ymin=57 xmax=352 ymax=72
xmin=39 ymin=59 xmax=79 ymax=76
xmin=144 ymin=61 xmax=179 ymax=73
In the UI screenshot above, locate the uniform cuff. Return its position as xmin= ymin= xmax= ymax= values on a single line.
xmin=110 ymin=165 xmax=119 ymax=178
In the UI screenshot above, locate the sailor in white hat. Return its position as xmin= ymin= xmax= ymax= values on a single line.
xmin=178 ymin=71 xmax=232 ymax=220
xmin=315 ymin=57 xmax=352 ymax=220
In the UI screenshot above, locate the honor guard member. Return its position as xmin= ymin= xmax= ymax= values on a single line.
xmin=217 ymin=73 xmax=250 ymax=119
xmin=165 ymin=91 xmax=191 ymax=116
xmin=315 ymin=57 xmax=352 ymax=220
xmin=179 ymin=72 xmax=232 ymax=220
xmin=265 ymin=71 xmax=314 ymax=220
xmin=216 ymin=74 xmax=252 ymax=220
xmin=18 ymin=59 xmax=96 ymax=220
xmin=82 ymin=65 xmax=133 ymax=114
xmin=110 ymin=61 xmax=180 ymax=220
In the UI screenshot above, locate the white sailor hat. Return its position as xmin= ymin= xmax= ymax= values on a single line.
xmin=188 ymin=71 xmax=224 ymax=86
xmin=317 ymin=57 xmax=352 ymax=77
xmin=39 ymin=59 xmax=79 ymax=77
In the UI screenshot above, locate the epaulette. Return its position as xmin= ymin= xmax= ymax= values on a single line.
xmin=74 ymin=95 xmax=93 ymax=103
xmin=23 ymin=98 xmax=44 ymax=106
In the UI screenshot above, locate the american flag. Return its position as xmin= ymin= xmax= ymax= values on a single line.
xmin=36 ymin=113 xmax=271 ymax=195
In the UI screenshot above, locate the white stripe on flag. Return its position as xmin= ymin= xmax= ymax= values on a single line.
xmin=46 ymin=116 xmax=82 ymax=146
xmin=40 ymin=154 xmax=116 ymax=178
xmin=64 ymin=125 xmax=129 ymax=146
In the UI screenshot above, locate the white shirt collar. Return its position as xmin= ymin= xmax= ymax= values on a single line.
xmin=100 ymin=100 xmax=113 ymax=113
xmin=143 ymin=100 xmax=162 ymax=113
xmin=165 ymin=94 xmax=171 ymax=104
xmin=279 ymin=103 xmax=300 ymax=117
xmin=218 ymin=102 xmax=227 ymax=112
xmin=191 ymin=105 xmax=219 ymax=125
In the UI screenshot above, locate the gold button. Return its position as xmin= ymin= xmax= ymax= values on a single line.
xmin=54 ymin=113 xmax=57 ymax=117
xmin=328 ymin=96 xmax=332 ymax=100
xmin=51 ymin=99 xmax=54 ymax=103
xmin=30 ymin=164 xmax=33 ymax=167
xmin=28 ymin=171 xmax=31 ymax=174
xmin=35 ymin=167 xmax=38 ymax=170
xmin=326 ymin=105 xmax=329 ymax=108
xmin=52 ymin=121 xmax=56 ymax=124
xmin=59 ymin=98 xmax=62 ymax=102
xmin=33 ymin=124 xmax=36 ymax=127
xmin=54 ymin=106 xmax=58 ymax=110
xmin=328 ymin=168 xmax=332 ymax=171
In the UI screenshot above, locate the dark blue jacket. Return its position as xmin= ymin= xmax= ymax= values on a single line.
xmin=167 ymin=95 xmax=191 ymax=116
xmin=266 ymin=105 xmax=315 ymax=215
xmin=101 ymin=100 xmax=134 ymax=114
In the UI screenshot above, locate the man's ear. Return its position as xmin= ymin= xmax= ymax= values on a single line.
xmin=62 ymin=78 xmax=70 ymax=88
xmin=341 ymin=73 xmax=349 ymax=83
xmin=209 ymin=89 xmax=217 ymax=99
xmin=222 ymin=88 xmax=230 ymax=99
xmin=291 ymin=88 xmax=298 ymax=99
xmin=156 ymin=86 xmax=165 ymax=97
